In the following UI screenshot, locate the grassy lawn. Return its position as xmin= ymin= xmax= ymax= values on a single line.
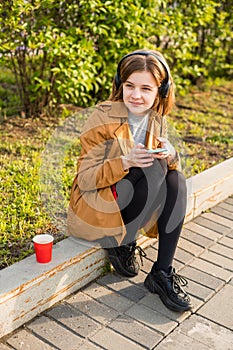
xmin=0 ymin=79 xmax=232 ymax=269
xmin=169 ymin=80 xmax=233 ymax=174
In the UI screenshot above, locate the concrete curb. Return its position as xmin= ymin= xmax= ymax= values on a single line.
xmin=185 ymin=157 xmax=233 ymax=221
xmin=0 ymin=157 xmax=233 ymax=338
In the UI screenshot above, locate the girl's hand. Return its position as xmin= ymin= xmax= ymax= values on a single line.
xmin=151 ymin=149 xmax=170 ymax=160
xmin=156 ymin=137 xmax=176 ymax=160
xmin=121 ymin=143 xmax=154 ymax=170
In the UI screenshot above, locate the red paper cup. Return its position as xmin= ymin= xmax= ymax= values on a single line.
xmin=33 ymin=234 xmax=54 ymax=263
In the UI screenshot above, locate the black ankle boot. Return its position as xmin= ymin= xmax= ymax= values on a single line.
xmin=144 ymin=263 xmax=192 ymax=312
xmin=106 ymin=242 xmax=146 ymax=278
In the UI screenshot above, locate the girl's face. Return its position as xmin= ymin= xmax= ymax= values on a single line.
xmin=123 ymin=70 xmax=159 ymax=116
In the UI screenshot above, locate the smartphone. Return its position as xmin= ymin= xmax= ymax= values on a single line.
xmin=146 ymin=148 xmax=167 ymax=154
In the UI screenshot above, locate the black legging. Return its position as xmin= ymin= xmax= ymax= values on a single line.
xmin=116 ymin=159 xmax=187 ymax=272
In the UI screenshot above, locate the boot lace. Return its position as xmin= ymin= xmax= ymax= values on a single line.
xmin=128 ymin=245 xmax=147 ymax=266
xmin=172 ymin=271 xmax=190 ymax=301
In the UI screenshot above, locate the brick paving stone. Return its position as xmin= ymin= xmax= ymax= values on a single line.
xmin=0 ymin=344 xmax=14 ymax=350
xmin=184 ymin=279 xmax=214 ymax=301
xmin=78 ymin=341 xmax=102 ymax=350
xmin=218 ymin=236 xmax=233 ymax=249
xmin=193 ymin=216 xmax=230 ymax=235
xmin=226 ymin=229 xmax=233 ymax=239
xmin=46 ymin=303 xmax=101 ymax=338
xmin=172 ymin=259 xmax=185 ymax=272
xmin=177 ymin=237 xmax=204 ymax=256
xmin=108 ymin=314 xmax=162 ymax=349
xmin=179 ymin=265 xmax=224 ymax=291
xmin=225 ymin=197 xmax=233 ymax=206
xmin=181 ymin=227 xmax=214 ymax=248
xmin=148 ymin=247 xmax=157 ymax=259
xmin=6 ymin=329 xmax=55 ymax=350
xmin=199 ymin=250 xmax=233 ymax=271
xmin=140 ymin=257 xmax=153 ymax=273
xmin=209 ymin=243 xmax=233 ymax=259
xmin=97 ymin=272 xmax=122 ymax=286
xmin=97 ymin=274 xmax=146 ymax=302
xmin=112 ymin=280 xmax=147 ymax=301
xmin=150 ymin=240 xmax=159 ymax=249
xmin=67 ymin=292 xmax=120 ymax=325
xmin=178 ymin=314 xmax=233 ymax=349
xmin=219 ymin=202 xmax=233 ymax=213
xmin=27 ymin=315 xmax=84 ymax=349
xmin=129 ymin=270 xmax=148 ymax=286
xmin=82 ymin=282 xmax=134 ymax=313
xmin=172 ymin=247 xmax=194 ymax=265
xmin=89 ymin=327 xmax=145 ymax=350
xmin=202 ymin=212 xmax=233 ymax=228
xmin=211 ymin=206 xmax=233 ymax=220
xmin=149 ymin=242 xmax=158 ymax=250
xmin=154 ymin=328 xmax=210 ymax=350
xmin=139 ymin=293 xmax=191 ymax=323
xmin=189 ymin=295 xmax=205 ymax=313
xmin=143 ymin=246 xmax=158 ymax=262
xmin=198 ymin=284 xmax=233 ymax=330
xmin=189 ymin=257 xmax=233 ymax=281
xmin=184 ymin=222 xmax=222 ymax=241
xmin=125 ymin=303 xmax=177 ymax=336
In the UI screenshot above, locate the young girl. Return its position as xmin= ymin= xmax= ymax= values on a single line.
xmin=68 ymin=49 xmax=191 ymax=312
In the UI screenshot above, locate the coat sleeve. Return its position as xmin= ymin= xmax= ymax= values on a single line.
xmin=77 ymin=110 xmax=128 ymax=192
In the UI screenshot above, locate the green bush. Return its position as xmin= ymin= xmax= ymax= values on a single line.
xmin=0 ymin=66 xmax=21 ymax=117
xmin=0 ymin=0 xmax=232 ymax=116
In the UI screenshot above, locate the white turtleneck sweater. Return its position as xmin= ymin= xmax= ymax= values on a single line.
xmin=128 ymin=112 xmax=149 ymax=145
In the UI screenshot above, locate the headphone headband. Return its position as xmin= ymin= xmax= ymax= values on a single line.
xmin=115 ymin=51 xmax=171 ymax=98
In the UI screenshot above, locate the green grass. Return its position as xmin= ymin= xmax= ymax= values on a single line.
xmin=170 ymin=80 xmax=233 ymax=176
xmin=0 ymin=139 xmax=54 ymax=268
xmin=0 ymin=79 xmax=232 ymax=269
xmin=0 ymin=111 xmax=83 ymax=269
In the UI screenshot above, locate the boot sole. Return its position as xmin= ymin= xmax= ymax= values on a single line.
xmin=108 ymin=255 xmax=138 ymax=278
xmin=144 ymin=273 xmax=192 ymax=312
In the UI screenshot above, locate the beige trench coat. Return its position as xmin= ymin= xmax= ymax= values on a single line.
xmin=67 ymin=101 xmax=179 ymax=245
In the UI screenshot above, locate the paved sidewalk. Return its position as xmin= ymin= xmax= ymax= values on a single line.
xmin=1 ymin=196 xmax=233 ymax=350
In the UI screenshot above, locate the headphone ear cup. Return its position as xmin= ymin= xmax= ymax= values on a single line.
xmin=158 ymin=80 xmax=170 ymax=98
xmin=114 ymin=73 xmax=121 ymax=90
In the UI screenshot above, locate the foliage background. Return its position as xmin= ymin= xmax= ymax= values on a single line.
xmin=0 ymin=0 xmax=232 ymax=116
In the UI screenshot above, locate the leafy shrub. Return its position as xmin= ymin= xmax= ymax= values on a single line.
xmin=0 ymin=0 xmax=232 ymax=116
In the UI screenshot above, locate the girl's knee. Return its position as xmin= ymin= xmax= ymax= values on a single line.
xmin=166 ymin=170 xmax=187 ymax=195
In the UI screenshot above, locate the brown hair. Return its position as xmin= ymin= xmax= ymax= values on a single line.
xmin=109 ymin=49 xmax=175 ymax=117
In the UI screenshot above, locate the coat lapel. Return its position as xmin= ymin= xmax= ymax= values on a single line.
xmin=145 ymin=114 xmax=161 ymax=149
xmin=114 ymin=121 xmax=134 ymax=155
xmin=109 ymin=102 xmax=163 ymax=153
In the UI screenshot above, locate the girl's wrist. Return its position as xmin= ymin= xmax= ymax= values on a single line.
xmin=121 ymin=155 xmax=131 ymax=171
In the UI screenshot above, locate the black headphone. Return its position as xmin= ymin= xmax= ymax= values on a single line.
xmin=114 ymin=51 xmax=171 ymax=98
